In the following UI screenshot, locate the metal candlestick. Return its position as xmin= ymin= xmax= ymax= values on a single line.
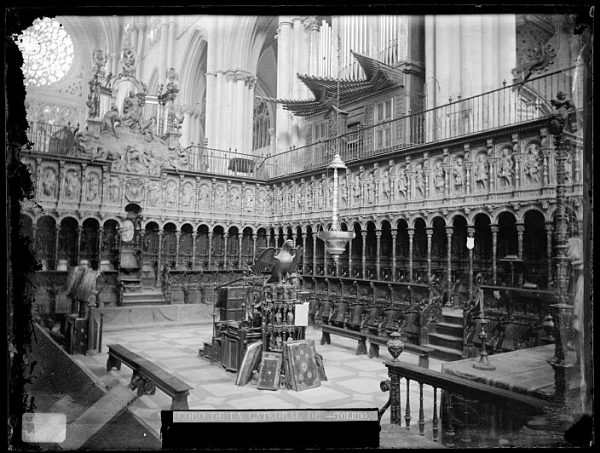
xmin=473 ymin=317 xmax=495 ymax=370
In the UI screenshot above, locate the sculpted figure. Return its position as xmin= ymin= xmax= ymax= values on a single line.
xmin=297 ymin=184 xmax=304 ymax=211
xmin=352 ymin=175 xmax=361 ymax=203
xmin=121 ymin=91 xmax=144 ymax=130
xmin=499 ymin=148 xmax=514 ymax=187
xmin=166 ymin=180 xmax=177 ymax=206
xmin=433 ymin=160 xmax=445 ymax=195
xmin=474 ymin=153 xmax=488 ymax=190
xmin=86 ymin=173 xmax=100 ymax=201
xmin=382 ymin=168 xmax=391 ymax=201
xmin=245 ymin=189 xmax=254 ymax=212
xmin=523 ymin=145 xmax=540 ymax=184
xmin=199 ymin=184 xmax=210 ymax=207
xmin=564 ymin=152 xmax=573 ymax=183
xmin=42 ymin=168 xmax=57 ymax=197
xmin=397 ymin=166 xmax=407 ymax=199
xmin=339 ymin=176 xmax=348 ymax=207
xmin=414 ymin=164 xmax=424 ymax=196
xmin=216 ymin=185 xmax=226 ymax=207
xmin=148 ymin=182 xmax=160 ymax=206
xmin=316 ymin=179 xmax=325 ymax=209
xmin=367 ymin=172 xmax=376 ymax=204
xmin=108 ymin=177 xmax=120 ymax=202
xmin=141 ymin=116 xmax=157 ymax=141
xmin=453 ymin=156 xmax=464 ymax=189
xmin=101 ymin=107 xmax=120 ymax=137
xmin=182 ymin=183 xmax=194 ymax=207
xmin=65 ymin=170 xmax=80 ymax=199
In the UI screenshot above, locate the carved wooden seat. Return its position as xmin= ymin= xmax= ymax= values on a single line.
xmin=106 ymin=344 xmax=192 ymax=410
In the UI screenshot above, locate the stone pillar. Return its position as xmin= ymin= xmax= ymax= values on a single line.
xmin=167 ymin=17 xmax=177 ymax=70
xmin=375 ymin=230 xmax=382 ymax=280
xmin=191 ymin=231 xmax=197 ymax=270
xmin=252 ymin=233 xmax=258 ymax=264
xmin=157 ymin=230 xmax=163 ymax=286
xmin=516 ymin=223 xmax=525 ymax=259
xmin=276 ymin=17 xmax=293 ymax=152
xmin=223 ymin=232 xmax=229 ymax=270
xmin=445 ymin=226 xmax=453 ymax=290
xmin=545 ymin=222 xmax=553 ymax=285
xmin=235 ymin=72 xmax=247 ymax=152
xmin=174 ymin=230 xmax=181 ymax=270
xmin=159 ymin=21 xmax=169 ymax=83
xmin=426 ymin=227 xmax=433 ymax=282
xmin=361 ymin=230 xmax=367 ymax=279
xmin=490 ymin=224 xmax=499 ymax=285
xmin=97 ymin=226 xmax=103 ymax=264
xmin=348 ymin=232 xmax=353 ymax=277
xmin=301 ymin=231 xmax=307 ymax=273
xmin=408 ymin=228 xmax=415 ymax=282
xmin=207 ymin=231 xmax=213 ymax=270
xmin=391 ymin=230 xmax=397 ymax=279
xmin=467 ymin=226 xmax=475 ymax=296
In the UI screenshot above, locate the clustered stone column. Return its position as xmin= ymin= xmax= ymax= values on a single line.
xmin=207 ymin=232 xmax=213 ymax=270
xmin=375 ymin=229 xmax=382 ymax=280
xmin=391 ymin=230 xmax=397 ymax=279
xmin=361 ymin=230 xmax=368 ymax=279
xmin=407 ymin=228 xmax=415 ymax=282
xmin=426 ymin=227 xmax=433 ymax=281
xmin=490 ymin=224 xmax=499 ymax=285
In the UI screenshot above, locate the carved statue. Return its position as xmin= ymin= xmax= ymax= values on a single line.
xmin=351 ymin=175 xmax=361 ymax=203
xmin=452 ymin=156 xmax=464 ymax=189
xmin=414 ymin=163 xmax=424 ymax=196
xmin=42 ymin=168 xmax=57 ymax=197
xmin=316 ymin=178 xmax=325 ymax=209
xmin=199 ymin=184 xmax=210 ymax=207
xmin=397 ymin=166 xmax=407 ymax=198
xmin=121 ymin=90 xmax=145 ymax=130
xmin=326 ymin=177 xmax=333 ymax=207
xmin=65 ymin=170 xmax=80 ymax=199
xmin=499 ymin=147 xmax=514 ymax=187
xmin=523 ymin=144 xmax=540 ymax=184
xmin=86 ymin=173 xmax=100 ymax=201
xmin=229 ymin=186 xmax=240 ymax=208
xmin=166 ymin=180 xmax=177 ymax=206
xmin=474 ymin=153 xmax=489 ymax=190
xmin=148 ymin=181 xmax=160 ymax=206
xmin=550 ymin=90 xmax=575 ymax=123
xmin=244 ymin=188 xmax=254 ymax=212
xmin=257 ymin=189 xmax=266 ymax=212
xmin=124 ymin=146 xmax=147 ymax=174
xmin=339 ymin=176 xmax=347 ymax=207
xmin=382 ymin=168 xmax=391 ymax=201
xmin=181 ymin=183 xmax=194 ymax=207
xmin=296 ymin=183 xmax=304 ymax=211
xmin=108 ymin=177 xmax=120 ymax=202
xmin=367 ymin=172 xmax=376 ymax=204
xmin=101 ymin=107 xmax=120 ymax=137
xmin=215 ymin=185 xmax=226 ymax=208
xmin=141 ymin=116 xmax=157 ymax=141
xmin=564 ymin=152 xmax=573 ymax=183
xmin=433 ymin=160 xmax=444 ymax=195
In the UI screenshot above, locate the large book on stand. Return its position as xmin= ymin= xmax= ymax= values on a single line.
xmin=235 ymin=340 xmax=263 ymax=386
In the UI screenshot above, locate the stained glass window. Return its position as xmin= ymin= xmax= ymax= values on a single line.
xmin=15 ymin=17 xmax=74 ymax=87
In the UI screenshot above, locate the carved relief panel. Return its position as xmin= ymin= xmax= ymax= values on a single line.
xmin=214 ymin=183 xmax=227 ymax=211
xmin=473 ymin=149 xmax=490 ymax=192
xmin=198 ymin=183 xmax=211 ymax=210
xmin=395 ymin=161 xmax=408 ymax=201
xmin=497 ymin=145 xmax=515 ymax=188
xmin=84 ymin=168 xmax=102 ymax=203
xmin=147 ymin=180 xmax=161 ymax=207
xmin=124 ymin=177 xmax=144 ymax=203
xmin=244 ymin=186 xmax=255 ymax=213
xmin=107 ymin=175 xmax=121 ymax=203
xmin=62 ymin=166 xmax=81 ymax=201
xmin=40 ymin=164 xmax=59 ymax=199
xmin=181 ymin=180 xmax=195 ymax=208
xmin=228 ymin=184 xmax=241 ymax=211
xmin=164 ymin=178 xmax=178 ymax=207
xmin=432 ymin=158 xmax=445 ymax=197
xmin=522 ymin=142 xmax=542 ymax=186
xmin=451 ymin=154 xmax=465 ymax=195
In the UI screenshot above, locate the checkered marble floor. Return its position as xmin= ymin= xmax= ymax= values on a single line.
xmin=73 ymin=324 xmax=446 ymax=446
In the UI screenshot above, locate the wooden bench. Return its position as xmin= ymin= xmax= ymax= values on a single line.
xmin=320 ymin=324 xmax=433 ymax=369
xmin=106 ymin=344 xmax=192 ymax=410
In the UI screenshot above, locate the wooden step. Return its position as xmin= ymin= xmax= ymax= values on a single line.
xmin=122 ymin=291 xmax=165 ymax=306
xmin=428 ymin=344 xmax=464 ymax=361
xmin=435 ymin=321 xmax=464 ymax=337
xmin=428 ymin=332 xmax=464 ymax=350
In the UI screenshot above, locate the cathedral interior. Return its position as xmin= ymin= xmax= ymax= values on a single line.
xmin=6 ymin=8 xmax=594 ymax=450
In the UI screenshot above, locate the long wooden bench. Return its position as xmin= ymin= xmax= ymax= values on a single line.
xmin=106 ymin=344 xmax=192 ymax=410
xmin=320 ymin=324 xmax=433 ymax=369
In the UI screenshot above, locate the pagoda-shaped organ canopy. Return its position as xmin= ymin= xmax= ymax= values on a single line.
xmin=261 ymin=51 xmax=405 ymax=118
xmin=66 ymin=47 xmax=191 ymax=176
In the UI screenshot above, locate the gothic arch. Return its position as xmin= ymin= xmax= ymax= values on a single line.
xmin=179 ymin=30 xmax=207 ymax=107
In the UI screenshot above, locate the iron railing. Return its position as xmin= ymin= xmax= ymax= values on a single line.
xmin=25 ymin=66 xmax=581 ymax=181
xmin=260 ymin=65 xmax=581 ymax=178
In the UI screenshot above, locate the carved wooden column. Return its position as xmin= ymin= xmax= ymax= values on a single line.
xmin=312 ymin=232 xmax=317 ymax=276
xmin=391 ymin=229 xmax=397 ymax=279
xmin=207 ymin=231 xmax=213 ymax=270
xmin=361 ymin=229 xmax=367 ymax=279
xmin=223 ymin=232 xmax=229 ymax=270
xmin=545 ymin=222 xmax=553 ymax=285
xmin=445 ymin=226 xmax=453 ymax=290
xmin=157 ymin=230 xmax=163 ymax=286
xmin=191 ymin=231 xmax=198 ymax=269
xmin=238 ymin=234 xmax=243 ymax=270
xmin=426 ymin=227 xmax=433 ymax=282
xmin=375 ymin=229 xmax=382 ymax=280
xmin=54 ymin=224 xmax=61 ymax=269
xmin=516 ymin=223 xmax=525 ymax=259
xmin=76 ymin=225 xmax=82 ymax=264
xmin=490 ymin=224 xmax=499 ymax=285
xmin=467 ymin=226 xmax=475 ymax=296
xmin=408 ymin=228 xmax=415 ymax=282
xmin=175 ymin=230 xmax=181 ymax=270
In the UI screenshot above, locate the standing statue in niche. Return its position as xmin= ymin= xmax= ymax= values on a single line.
xmin=182 ymin=183 xmax=194 ymax=207
xmin=327 ymin=177 xmax=333 ymax=208
xmin=296 ymin=184 xmax=304 ymax=211
xmin=397 ymin=166 xmax=407 ymax=199
xmin=65 ymin=170 xmax=80 ymax=199
xmin=414 ymin=163 xmax=424 ymax=196
xmin=339 ymin=176 xmax=348 ymax=207
xmin=452 ymin=156 xmax=465 ymax=190
xmin=564 ymin=152 xmax=573 ymax=183
xmin=101 ymin=106 xmax=121 ymax=137
xmin=316 ymin=179 xmax=325 ymax=209
xmin=108 ymin=177 xmax=120 ymax=202
xmin=42 ymin=168 xmax=57 ymax=197
xmin=166 ymin=180 xmax=177 ymax=206
xmin=199 ymin=184 xmax=210 ymax=207
xmin=245 ymin=189 xmax=254 ymax=212
xmin=474 ymin=153 xmax=489 ymax=190
xmin=148 ymin=181 xmax=160 ymax=206
xmin=229 ymin=187 xmax=240 ymax=209
xmin=499 ymin=148 xmax=514 ymax=187
xmin=121 ymin=91 xmax=144 ymax=130
xmin=216 ymin=185 xmax=226 ymax=209
xmin=257 ymin=189 xmax=266 ymax=212
xmin=367 ymin=172 xmax=376 ymax=204
xmin=86 ymin=173 xmax=100 ymax=201
xmin=433 ymin=160 xmax=445 ymax=195
xmin=382 ymin=168 xmax=392 ymax=201
xmin=351 ymin=175 xmax=361 ymax=204
xmin=306 ymin=182 xmax=313 ymax=211
xmin=523 ymin=144 xmax=540 ymax=184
